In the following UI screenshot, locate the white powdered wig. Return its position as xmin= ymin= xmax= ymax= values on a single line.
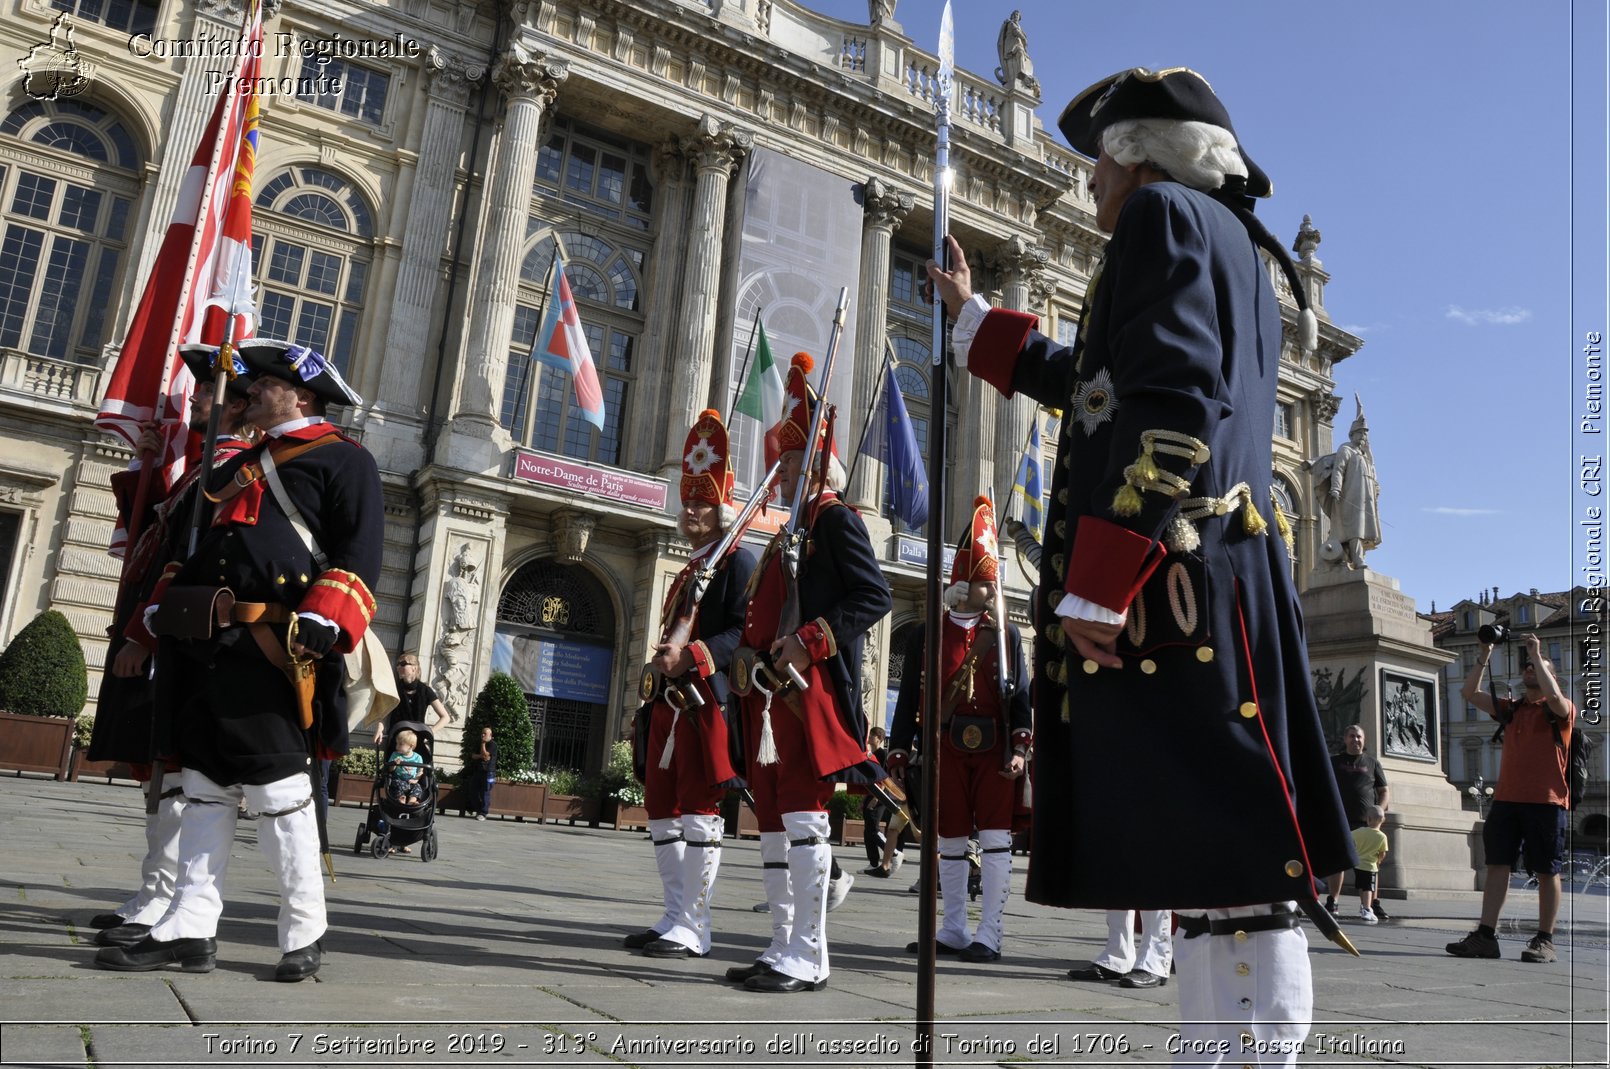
xmin=677 ymin=502 xmax=738 ymax=538
xmin=1101 ymin=118 xmax=1248 ymax=193
xmin=825 ymin=454 xmax=848 ymax=493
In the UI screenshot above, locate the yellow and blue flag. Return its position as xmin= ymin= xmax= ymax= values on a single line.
xmin=1012 ymin=416 xmax=1044 ymax=540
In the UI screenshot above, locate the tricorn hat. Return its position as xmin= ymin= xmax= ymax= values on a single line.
xmin=1058 ymin=67 xmax=1271 ymax=198
xmin=950 ymin=495 xmax=1000 ymax=587
xmin=234 ymin=338 xmax=363 ymax=406
xmin=178 ymin=343 xmax=253 ymax=399
xmin=680 ymin=408 xmax=736 ymax=508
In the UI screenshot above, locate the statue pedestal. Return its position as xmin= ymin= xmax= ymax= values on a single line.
xmin=1302 ymin=567 xmax=1475 ymax=894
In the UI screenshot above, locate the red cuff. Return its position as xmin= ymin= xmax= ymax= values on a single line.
xmin=688 ymin=640 xmax=714 ymax=677
xmin=1064 ymin=516 xmax=1167 ymax=614
xmin=796 ymin=617 xmax=837 ymax=662
xmin=968 ymin=309 xmax=1038 ymax=398
xmin=298 ymin=568 xmax=376 ymax=653
xmin=1010 ymin=729 xmax=1033 ymax=748
xmin=886 ymin=749 xmax=910 ymax=770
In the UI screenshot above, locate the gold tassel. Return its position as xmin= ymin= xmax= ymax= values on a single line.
xmin=1112 ymin=483 xmax=1143 ymax=516
xmin=1241 ymin=493 xmax=1268 ymax=536
xmin=1136 ymin=445 xmax=1161 ymax=484
xmin=1273 ymin=496 xmax=1296 ymax=556
xmin=1166 ymin=514 xmax=1200 ymax=553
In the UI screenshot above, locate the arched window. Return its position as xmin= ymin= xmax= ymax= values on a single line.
xmin=51 ymin=0 xmax=158 ymax=36
xmin=251 ymin=167 xmax=373 ymax=380
xmin=0 ymin=98 xmax=140 ymax=363
xmin=501 ymin=227 xmax=645 ymax=467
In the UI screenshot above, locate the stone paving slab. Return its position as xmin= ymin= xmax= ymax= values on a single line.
xmin=2 ymin=776 xmax=1606 ymax=1068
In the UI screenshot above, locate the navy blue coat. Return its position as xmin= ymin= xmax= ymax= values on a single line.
xmin=968 ymin=182 xmax=1353 ymax=909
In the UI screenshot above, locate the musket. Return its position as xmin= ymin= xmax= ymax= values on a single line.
xmin=781 ymin=288 xmax=850 ymax=583
xmin=638 ymin=459 xmax=782 ymax=707
xmin=915 ymin=6 xmax=955 ymax=1063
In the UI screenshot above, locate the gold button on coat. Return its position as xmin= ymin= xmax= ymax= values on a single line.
xmin=1235 ymin=962 xmax=1250 ymax=976
xmin=1285 ymin=860 xmax=1304 ymax=878
xmin=1140 ymin=659 xmax=1157 ymax=674
xmin=1239 ymin=702 xmax=1258 ymax=718
xmin=1196 ymin=647 xmax=1214 ymax=662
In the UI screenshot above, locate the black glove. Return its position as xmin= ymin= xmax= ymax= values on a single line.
xmin=294 ymin=616 xmax=339 ymax=657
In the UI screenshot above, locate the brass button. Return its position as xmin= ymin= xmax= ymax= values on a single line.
xmin=300 ymin=574 xmax=308 ymax=582
xmin=1083 ymin=659 xmax=1100 ymax=674
xmin=276 ymin=576 xmax=286 ymax=585
xmin=1285 ymin=860 xmax=1304 ymax=878
xmin=1235 ymin=962 xmax=1249 ymax=976
xmin=1140 ymin=658 xmax=1156 ymax=675
xmin=1239 ymin=702 xmax=1258 ymax=718
xmin=1196 ymin=646 xmax=1214 ymax=663
xmin=1234 ymin=929 xmax=1248 ymax=942
xmin=218 ymin=558 xmax=227 ymax=565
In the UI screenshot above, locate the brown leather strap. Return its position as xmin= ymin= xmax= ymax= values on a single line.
xmin=232 ymin=602 xmax=293 ymax=625
xmin=248 ymin=622 xmax=290 ymax=669
xmin=206 ymin=433 xmax=342 ymax=505
xmin=940 ymin=623 xmax=998 ymax=724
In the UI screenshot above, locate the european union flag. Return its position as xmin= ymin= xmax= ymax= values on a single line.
xmin=862 ymin=363 xmax=929 ymax=529
xmin=1012 ymin=417 xmax=1044 ymax=541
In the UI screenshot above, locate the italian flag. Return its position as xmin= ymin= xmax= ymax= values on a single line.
xmin=734 ymin=323 xmax=784 ymax=466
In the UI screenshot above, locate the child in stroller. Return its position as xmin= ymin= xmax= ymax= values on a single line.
xmin=354 ymin=721 xmax=440 ymax=861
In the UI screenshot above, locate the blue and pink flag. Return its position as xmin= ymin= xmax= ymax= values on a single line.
xmin=532 ymin=252 xmax=605 ymax=431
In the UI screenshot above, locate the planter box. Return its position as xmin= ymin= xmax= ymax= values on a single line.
xmin=335 ymin=772 xmax=374 ymax=806
xmin=735 ymin=804 xmax=761 ymax=840
xmin=68 ymin=751 xmax=139 ymax=783
xmin=613 ymin=803 xmax=649 ymax=831
xmin=437 ymin=784 xmax=465 ymax=815
xmin=839 ymin=818 xmax=865 ymax=846
xmin=0 ymin=711 xmax=73 ymax=779
xmin=491 ymin=781 xmax=547 ymax=820
xmin=541 ymin=792 xmax=598 ymax=825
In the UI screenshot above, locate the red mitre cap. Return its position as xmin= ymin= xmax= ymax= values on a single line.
xmin=680 ymin=408 xmax=735 ymax=507
xmin=950 ymin=495 xmax=1000 ymax=586
xmin=774 ymin=352 xmax=826 ymax=455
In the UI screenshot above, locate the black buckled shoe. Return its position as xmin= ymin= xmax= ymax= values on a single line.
xmin=274 ymin=941 xmax=321 ymax=982
xmin=906 ymin=939 xmax=964 ymax=955
xmin=642 ymin=938 xmax=702 ymax=959
xmin=744 ymin=971 xmax=827 ymax=993
xmin=95 ymin=923 xmax=153 ymax=948
xmin=959 ymin=941 xmax=1001 ymax=963
xmin=1119 ymin=969 xmax=1167 ymax=989
xmin=89 ymin=913 xmax=127 ymax=929
xmin=1066 ymin=963 xmax=1126 ymax=982
xmin=621 ymin=929 xmax=662 ymax=949
xmin=725 ymin=961 xmax=772 ymax=983
xmin=95 ymin=935 xmax=216 ymax=973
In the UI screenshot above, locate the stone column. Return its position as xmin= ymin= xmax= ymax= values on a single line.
xmin=990 ymin=235 xmax=1051 ymax=511
xmin=628 ymin=142 xmax=690 ymax=475
xmin=848 ymin=177 xmax=913 ymax=511
xmin=366 ymin=50 xmax=483 ymax=472
xmin=661 ymin=115 xmax=752 ymax=477
xmin=444 ymin=46 xmax=568 ymax=472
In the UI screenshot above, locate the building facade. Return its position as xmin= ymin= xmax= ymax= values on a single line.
xmin=0 ymin=0 xmax=1362 ymax=776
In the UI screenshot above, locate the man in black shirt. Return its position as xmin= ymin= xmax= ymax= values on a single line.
xmin=372 ymin=653 xmax=450 ymax=745
xmin=1325 ymin=724 xmax=1390 ymax=916
xmin=467 ymin=727 xmax=497 ymax=820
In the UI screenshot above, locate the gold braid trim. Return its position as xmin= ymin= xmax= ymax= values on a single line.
xmin=1110 ymin=430 xmax=1210 ymax=517
xmin=1161 ymin=482 xmax=1271 ymax=552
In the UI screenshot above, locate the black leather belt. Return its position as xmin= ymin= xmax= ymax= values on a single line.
xmin=1177 ymin=906 xmax=1302 ymax=939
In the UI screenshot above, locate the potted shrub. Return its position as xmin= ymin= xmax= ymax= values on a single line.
xmin=601 ymin=740 xmax=646 ymax=830
xmin=828 ymin=789 xmax=865 ymax=845
xmin=334 ymin=746 xmax=382 ymax=805
xmin=540 ymin=766 xmax=599 ymax=825
xmin=0 ymin=610 xmax=88 ymax=779
xmin=492 ymin=768 xmax=548 ymax=821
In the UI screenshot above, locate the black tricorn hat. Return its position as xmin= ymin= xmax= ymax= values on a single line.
xmin=234 ymin=338 xmax=363 ymax=407
xmin=178 ymin=343 xmax=253 ymax=399
xmin=1057 ymin=67 xmax=1272 ymax=198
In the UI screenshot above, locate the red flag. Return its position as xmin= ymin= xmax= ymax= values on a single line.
xmin=532 ymin=253 xmax=606 ymax=431
xmin=95 ymin=0 xmax=262 ymax=554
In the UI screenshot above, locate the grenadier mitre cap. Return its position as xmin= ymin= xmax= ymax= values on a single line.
xmin=680 ymin=408 xmax=735 ymax=507
xmin=1058 ymin=66 xmax=1272 ymax=198
xmin=950 ymin=495 xmax=1000 ymax=586
xmin=773 ymin=352 xmax=821 ymax=455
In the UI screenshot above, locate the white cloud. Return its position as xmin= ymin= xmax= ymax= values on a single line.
xmin=1445 ymin=305 xmax=1532 ymax=326
xmin=1339 ymin=322 xmax=1389 ymax=336
xmin=1422 ymin=506 xmax=1503 ymax=517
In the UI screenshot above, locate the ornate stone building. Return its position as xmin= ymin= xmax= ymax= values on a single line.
xmin=0 ymin=0 xmax=1361 ymax=775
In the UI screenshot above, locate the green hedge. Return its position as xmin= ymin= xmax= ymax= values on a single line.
xmin=461 ymin=672 xmax=534 ymax=776
xmin=0 ymin=610 xmax=88 ymax=718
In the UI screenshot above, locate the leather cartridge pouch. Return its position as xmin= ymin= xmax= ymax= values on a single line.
xmin=729 ymin=646 xmax=759 ymax=697
xmin=249 ymin=619 xmax=316 ymax=730
xmin=948 ymin=713 xmax=997 ymax=753
xmin=150 ymin=587 xmax=235 ymax=640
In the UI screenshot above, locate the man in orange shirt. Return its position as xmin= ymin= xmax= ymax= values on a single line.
xmin=1448 ymin=632 xmax=1576 ymax=963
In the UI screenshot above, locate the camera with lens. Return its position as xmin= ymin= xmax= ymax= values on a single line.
xmin=1477 ymin=623 xmax=1509 ymax=645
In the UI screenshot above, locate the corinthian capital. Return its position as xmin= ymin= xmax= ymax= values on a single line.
xmin=862 ymin=176 xmax=914 ymax=231
xmin=494 ymin=43 xmax=569 ymax=104
xmin=991 ymin=233 xmax=1050 ymax=285
xmin=683 ymin=114 xmax=753 ymax=175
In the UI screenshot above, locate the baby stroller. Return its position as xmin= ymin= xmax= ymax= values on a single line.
xmin=353 ymin=721 xmax=440 ymax=862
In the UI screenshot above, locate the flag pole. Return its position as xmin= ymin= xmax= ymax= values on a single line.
xmin=842 ymin=338 xmax=896 ymax=494
xmin=724 ymin=306 xmax=763 ymax=424
xmin=1008 ymin=411 xmax=1038 ymax=527
xmin=916 ymin=4 xmax=954 ymax=1064
xmin=520 ymin=243 xmax=561 ymax=448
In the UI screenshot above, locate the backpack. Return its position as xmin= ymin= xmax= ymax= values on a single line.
xmin=1490 ymin=705 xmax=1593 ymax=810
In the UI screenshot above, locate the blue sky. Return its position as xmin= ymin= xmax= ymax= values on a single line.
xmin=805 ymin=0 xmax=1605 ymax=613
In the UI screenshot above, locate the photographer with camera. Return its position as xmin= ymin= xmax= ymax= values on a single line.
xmin=1447 ymin=629 xmax=1575 ymax=963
